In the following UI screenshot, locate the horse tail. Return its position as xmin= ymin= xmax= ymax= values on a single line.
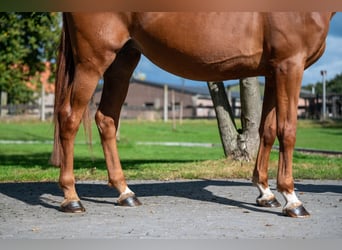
xmin=50 ymin=13 xmax=92 ymax=166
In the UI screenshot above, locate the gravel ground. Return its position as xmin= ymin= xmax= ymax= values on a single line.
xmin=0 ymin=179 xmax=341 ymax=239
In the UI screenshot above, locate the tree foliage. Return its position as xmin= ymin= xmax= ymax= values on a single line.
xmin=303 ymin=73 xmax=342 ymax=96
xmin=0 ymin=12 xmax=61 ymax=104
xmin=326 ymin=73 xmax=342 ymax=94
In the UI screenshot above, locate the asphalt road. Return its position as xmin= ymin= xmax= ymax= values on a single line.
xmin=0 ymin=179 xmax=341 ymax=239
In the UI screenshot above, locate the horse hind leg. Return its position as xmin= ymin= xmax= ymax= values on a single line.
xmin=95 ymin=41 xmax=142 ymax=207
xmin=252 ymin=77 xmax=281 ymax=208
xmin=56 ymin=13 xmax=129 ymax=212
xmin=57 ymin=62 xmax=112 ymax=213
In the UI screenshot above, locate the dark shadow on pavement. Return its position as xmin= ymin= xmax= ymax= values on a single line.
xmin=1 ymin=180 xmax=341 ymax=216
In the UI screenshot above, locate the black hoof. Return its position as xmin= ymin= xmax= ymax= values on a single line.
xmin=283 ymin=205 xmax=310 ymax=218
xmin=118 ymin=195 xmax=142 ymax=207
xmin=60 ymin=200 xmax=86 ymax=213
xmin=257 ymin=197 xmax=281 ymax=208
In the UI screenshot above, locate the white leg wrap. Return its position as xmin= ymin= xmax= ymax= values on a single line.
xmin=117 ymin=186 xmax=135 ymax=202
xmin=255 ymin=183 xmax=275 ymax=200
xmin=122 ymin=186 xmax=134 ymax=195
xmin=281 ymin=191 xmax=302 ymax=209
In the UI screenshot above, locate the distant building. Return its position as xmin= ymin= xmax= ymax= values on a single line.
xmin=92 ymin=78 xmax=338 ymax=120
xmin=92 ymin=78 xmax=217 ymax=120
xmin=328 ymin=93 xmax=342 ymax=118
xmin=297 ymin=89 xmax=342 ymax=119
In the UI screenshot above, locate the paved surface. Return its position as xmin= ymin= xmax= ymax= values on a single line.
xmin=0 ymin=179 xmax=341 ymax=239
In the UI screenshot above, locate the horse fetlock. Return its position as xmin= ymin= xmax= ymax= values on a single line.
xmin=59 ymin=180 xmax=80 ymax=201
xmin=256 ymin=193 xmax=276 ymax=202
xmin=60 ymin=185 xmax=84 ymax=213
xmin=280 ymin=191 xmax=310 ymax=217
xmin=116 ymin=186 xmax=142 ymax=207
xmin=281 ymin=192 xmax=310 ymax=217
xmin=118 ymin=191 xmax=135 ymax=203
xmin=255 ymin=182 xmax=281 ymax=207
xmin=281 ymin=191 xmax=302 ymax=209
xmin=254 ymin=182 xmax=274 ymax=197
xmin=61 ymin=191 xmax=80 ymax=204
xmin=118 ymin=186 xmax=134 ymax=198
xmin=257 ymin=196 xmax=281 ymax=208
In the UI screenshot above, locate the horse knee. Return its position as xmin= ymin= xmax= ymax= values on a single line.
xmin=95 ymin=111 xmax=117 ymax=139
xmin=260 ymin=125 xmax=276 ymax=147
xmin=58 ymin=107 xmax=81 ymax=138
xmin=277 ymin=125 xmax=296 ymax=149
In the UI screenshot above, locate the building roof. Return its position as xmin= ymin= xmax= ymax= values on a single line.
xmin=130 ymin=77 xmax=211 ymax=96
xmin=126 ymin=77 xmax=319 ymax=100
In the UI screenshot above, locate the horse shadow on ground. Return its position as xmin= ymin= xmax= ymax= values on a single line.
xmin=1 ymin=179 xmax=341 ymax=216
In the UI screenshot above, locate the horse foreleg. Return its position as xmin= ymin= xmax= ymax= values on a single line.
xmin=253 ymin=77 xmax=281 ymax=208
xmin=95 ymin=111 xmax=141 ymax=207
xmin=274 ymin=59 xmax=310 ymax=218
xmin=95 ymin=43 xmax=142 ymax=207
xmin=58 ymin=114 xmax=84 ymax=213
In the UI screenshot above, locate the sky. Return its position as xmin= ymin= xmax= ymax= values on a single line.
xmin=133 ymin=12 xmax=342 ymax=87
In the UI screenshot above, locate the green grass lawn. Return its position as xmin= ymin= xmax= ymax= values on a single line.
xmin=0 ymin=119 xmax=341 ymax=182
xmin=278 ymin=119 xmax=342 ymax=151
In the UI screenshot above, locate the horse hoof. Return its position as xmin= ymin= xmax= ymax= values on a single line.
xmin=60 ymin=200 xmax=86 ymax=213
xmin=283 ymin=205 xmax=310 ymax=218
xmin=257 ymin=197 xmax=281 ymax=208
xmin=118 ymin=195 xmax=142 ymax=207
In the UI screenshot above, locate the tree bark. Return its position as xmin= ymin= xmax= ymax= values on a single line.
xmin=207 ymin=77 xmax=262 ymax=161
xmin=207 ymin=81 xmax=240 ymax=158
xmin=238 ymin=77 xmax=262 ymax=160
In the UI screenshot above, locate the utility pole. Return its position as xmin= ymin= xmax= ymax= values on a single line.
xmin=321 ymin=70 xmax=327 ymax=120
xmin=171 ymin=89 xmax=176 ymax=130
xmin=40 ymin=82 xmax=46 ymax=121
xmin=163 ymin=84 xmax=168 ymax=122
xmin=179 ymin=77 xmax=185 ymax=124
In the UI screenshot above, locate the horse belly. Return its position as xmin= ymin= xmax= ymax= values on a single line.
xmin=131 ymin=12 xmax=265 ymax=81
xmin=141 ymin=46 xmax=264 ymax=81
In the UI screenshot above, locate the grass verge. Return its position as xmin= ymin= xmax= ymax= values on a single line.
xmin=0 ymin=119 xmax=341 ymax=182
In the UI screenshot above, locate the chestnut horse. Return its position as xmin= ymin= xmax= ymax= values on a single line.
xmin=51 ymin=12 xmax=334 ymax=217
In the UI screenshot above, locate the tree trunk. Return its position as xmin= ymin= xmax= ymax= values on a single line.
xmin=207 ymin=81 xmax=240 ymax=158
xmin=238 ymin=77 xmax=262 ymax=160
xmin=207 ymin=77 xmax=262 ymax=161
